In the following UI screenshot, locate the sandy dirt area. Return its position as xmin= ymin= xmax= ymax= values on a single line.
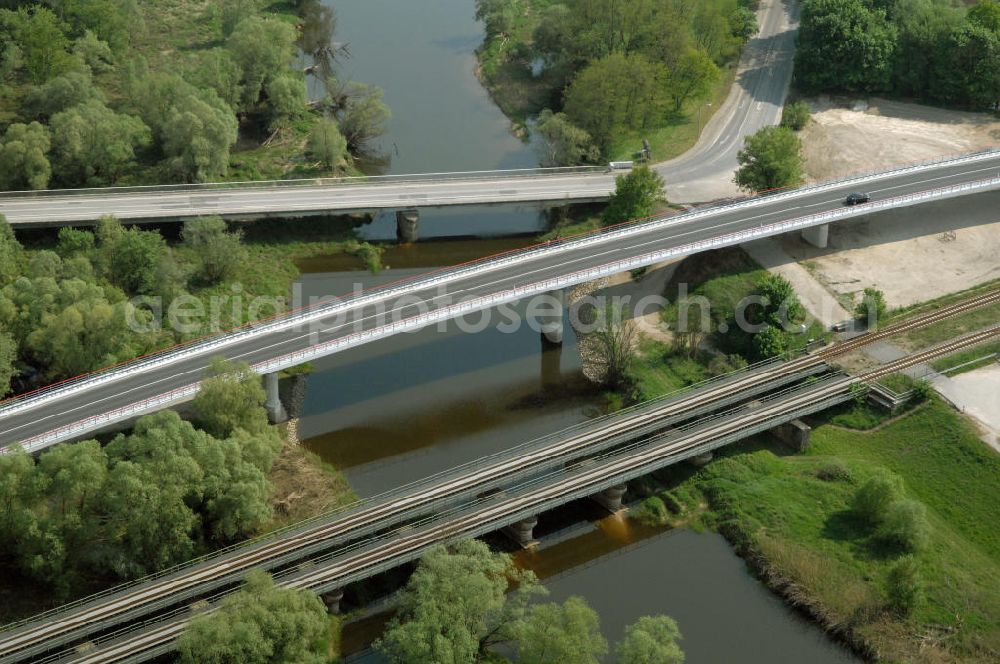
xmin=778 ymin=97 xmax=1000 ymax=308
xmin=800 ymin=96 xmax=1000 ymax=181
xmin=933 ymin=364 xmax=1000 ymax=454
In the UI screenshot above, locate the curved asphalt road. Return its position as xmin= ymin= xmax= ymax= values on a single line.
xmin=0 ymin=0 xmax=798 ymax=226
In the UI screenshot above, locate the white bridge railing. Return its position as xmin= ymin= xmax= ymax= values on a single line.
xmin=8 ymin=172 xmax=999 ymax=454
xmin=2 ymin=146 xmax=996 ymax=428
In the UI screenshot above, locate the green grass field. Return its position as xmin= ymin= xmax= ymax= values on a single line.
xmin=653 ymin=399 xmax=1000 ymax=662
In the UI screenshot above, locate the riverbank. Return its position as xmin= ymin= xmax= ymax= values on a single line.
xmin=473 ymin=0 xmax=747 ymax=163
xmin=606 ymin=256 xmax=1000 ymax=661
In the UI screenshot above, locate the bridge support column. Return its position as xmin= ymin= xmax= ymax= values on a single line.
xmin=690 ymin=451 xmax=714 ymax=467
xmin=503 ymin=516 xmax=539 ymax=548
xmin=396 ymin=209 xmax=419 ymax=243
xmin=264 ymin=372 xmax=287 ymax=424
xmin=771 ymin=419 xmax=811 ymax=452
xmin=592 ymin=483 xmax=627 ymax=513
xmin=321 ymin=589 xmax=345 ymax=615
xmin=801 ymin=224 xmax=829 ymax=249
xmin=538 ymin=289 xmax=565 ymax=346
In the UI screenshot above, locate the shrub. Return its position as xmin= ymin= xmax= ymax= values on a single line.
xmin=885 ymin=556 xmax=923 ymax=615
xmin=851 ymin=470 xmax=904 ymax=526
xmin=781 ymin=101 xmax=811 ymax=130
xmin=815 ymin=459 xmax=851 ymax=482
xmin=659 ymin=491 xmax=685 ymax=515
xmin=633 ymin=496 xmax=669 ymax=527
xmin=855 ymin=288 xmax=887 ymax=327
xmin=878 ymin=499 xmax=930 ymax=552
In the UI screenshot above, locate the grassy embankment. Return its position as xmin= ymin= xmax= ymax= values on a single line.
xmin=655 ymin=399 xmax=1000 ymax=663
xmin=618 ymin=258 xmax=1000 ymax=660
xmin=625 ymin=248 xmax=828 ymax=401
xmin=474 ymin=0 xmax=737 ymax=164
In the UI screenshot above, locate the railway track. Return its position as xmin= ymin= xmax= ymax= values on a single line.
xmin=3 ymin=289 xmax=999 ymax=662
xmin=29 ymin=322 xmax=1000 ymax=664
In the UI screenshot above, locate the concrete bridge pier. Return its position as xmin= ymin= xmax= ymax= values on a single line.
xmin=264 ymin=372 xmax=287 ymax=424
xmin=503 ymin=516 xmax=539 ymax=548
xmin=771 ymin=418 xmax=812 ymax=452
xmin=396 ymin=209 xmax=420 ymax=243
xmin=801 ymin=224 xmax=829 ymax=249
xmin=321 ymin=589 xmax=345 ymax=615
xmin=537 ymin=289 xmax=565 ymax=346
xmin=690 ymin=451 xmax=714 ymax=467
xmin=592 ymin=483 xmax=628 ymax=513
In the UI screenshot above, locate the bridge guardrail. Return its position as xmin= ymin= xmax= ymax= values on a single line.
xmin=0 ymin=355 xmax=797 ymax=635
xmin=10 ymin=174 xmax=998 ymax=456
xmin=0 ymin=166 xmax=609 ymax=200
xmin=1 ymin=150 xmax=998 ymax=429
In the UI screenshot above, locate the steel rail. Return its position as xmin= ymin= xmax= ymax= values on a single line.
xmin=3 ymin=289 xmax=999 ymax=659
xmin=28 ymin=325 xmax=1000 ymax=664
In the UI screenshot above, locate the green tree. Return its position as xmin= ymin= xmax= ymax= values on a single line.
xmin=851 ymin=470 xmax=904 ymax=526
xmin=0 ymin=121 xmax=51 ymax=191
xmin=56 ymin=227 xmax=95 ymax=257
xmin=178 ymin=570 xmax=328 ymax=664
xmin=664 ymin=48 xmax=719 ymax=112
xmin=585 ymin=303 xmax=639 ymax=388
xmin=37 ymin=439 xmax=107 ymax=517
xmin=616 ymin=615 xmax=685 ymax=664
xmin=878 ymin=499 xmax=930 ymax=551
xmin=0 ymin=331 xmax=17 ymax=397
xmin=1 ymin=5 xmax=75 ymax=83
xmin=515 ymin=597 xmax=607 ymax=664
xmin=306 ymin=117 xmax=348 ymax=170
xmin=885 ymin=556 xmax=923 ymax=615
xmin=73 ymin=29 xmax=114 ymax=73
xmin=734 ymin=126 xmax=803 ymax=193
xmin=602 ymin=166 xmax=666 ymax=226
xmin=193 ymin=358 xmax=269 ymax=438
xmin=100 ymin=459 xmax=200 ymax=576
xmin=751 ymin=324 xmax=788 ymax=360
xmin=891 ymin=0 xmax=962 ymax=99
xmin=535 ymin=109 xmax=599 ymax=167
xmin=226 ymin=16 xmax=298 ymax=112
xmin=969 ymin=0 xmax=1000 ymax=33
xmin=161 ymin=89 xmax=239 ymax=182
xmin=263 ymin=73 xmax=306 ymax=131
xmin=854 ymin=287 xmax=887 ymax=326
xmin=0 ymin=215 xmax=23 ymax=284
xmin=24 ymin=70 xmax=104 ymax=119
xmin=795 ymin=0 xmax=897 ymax=92
xmin=563 ymin=53 xmax=668 ymax=151
xmin=102 ymin=226 xmax=165 ymax=294
xmin=337 ymin=81 xmax=391 ymax=154
xmin=50 ymin=100 xmax=150 ymax=186
xmin=185 ymin=48 xmax=243 ymax=111
xmin=181 ymin=216 xmax=246 ymax=284
xmin=939 ymin=22 xmax=1000 ymax=110
xmin=217 ymin=0 xmax=262 ymax=38
xmin=780 ymin=101 xmax=811 ymax=130
xmin=376 ymin=540 xmax=543 ymax=663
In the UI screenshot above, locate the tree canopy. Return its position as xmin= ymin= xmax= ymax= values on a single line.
xmin=178 ymin=570 xmax=328 ymax=664
xmin=602 ymin=166 xmax=667 ymax=226
xmin=734 ymin=126 xmax=804 ymax=193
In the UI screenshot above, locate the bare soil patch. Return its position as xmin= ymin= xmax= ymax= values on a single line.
xmin=800 ymin=96 xmax=1000 ymax=181
xmin=786 ymin=97 xmax=1000 ymax=308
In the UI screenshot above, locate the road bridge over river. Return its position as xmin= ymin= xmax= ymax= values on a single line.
xmin=1 ymin=150 xmax=999 ymax=454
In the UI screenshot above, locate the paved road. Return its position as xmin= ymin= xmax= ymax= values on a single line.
xmin=658 ymin=0 xmax=799 ymax=202
xmin=0 ymin=0 xmax=798 ymax=226
xmin=2 ymin=155 xmax=999 ymax=450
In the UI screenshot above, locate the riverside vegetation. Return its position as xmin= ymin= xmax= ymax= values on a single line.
xmin=611 ymin=250 xmax=1000 ymax=661
xmin=0 ymin=0 xmax=390 ymax=189
xmin=0 ymin=359 xmax=355 ymax=620
xmin=0 ymin=214 xmax=383 ymax=399
xmin=474 ymin=0 xmax=759 ymax=164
